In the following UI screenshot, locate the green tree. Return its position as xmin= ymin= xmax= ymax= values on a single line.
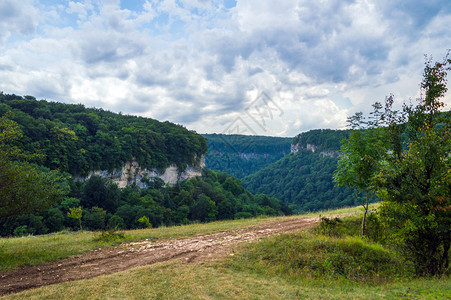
xmin=190 ymin=194 xmax=217 ymax=222
xmin=375 ymin=56 xmax=450 ymax=276
xmin=67 ymin=206 xmax=83 ymax=231
xmin=0 ymin=113 xmax=70 ymax=220
xmin=339 ymin=54 xmax=450 ymax=275
xmin=334 ymin=110 xmax=386 ymax=236
xmin=138 ymin=215 xmax=152 ymax=228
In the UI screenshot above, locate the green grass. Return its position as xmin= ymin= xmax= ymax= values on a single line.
xmin=3 ymin=248 xmax=449 ymax=299
xmin=225 ymin=231 xmax=409 ymax=283
xmin=2 ymin=208 xmax=449 ymax=299
xmin=0 ymin=207 xmax=361 ymax=272
xmin=0 ymin=215 xmax=284 ymax=271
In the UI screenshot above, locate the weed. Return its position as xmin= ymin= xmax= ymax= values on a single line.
xmin=226 ymin=231 xmax=409 ymax=284
xmin=93 ymin=229 xmax=126 ymax=243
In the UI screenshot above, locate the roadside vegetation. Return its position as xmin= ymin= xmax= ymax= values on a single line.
xmin=2 ymin=212 xmax=449 ymax=299
xmin=0 ymin=214 xmax=299 ymax=272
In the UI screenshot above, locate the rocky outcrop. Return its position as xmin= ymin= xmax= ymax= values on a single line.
xmin=291 ymin=143 xmax=318 ymax=154
xmin=290 ymin=143 xmax=300 ymax=154
xmin=291 ymin=143 xmax=339 ymax=158
xmin=77 ymin=155 xmax=205 ymax=188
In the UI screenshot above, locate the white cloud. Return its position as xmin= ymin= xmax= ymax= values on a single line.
xmin=0 ymin=0 xmax=450 ymax=137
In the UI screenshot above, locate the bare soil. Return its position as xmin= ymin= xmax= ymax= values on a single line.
xmin=0 ymin=216 xmax=321 ymax=296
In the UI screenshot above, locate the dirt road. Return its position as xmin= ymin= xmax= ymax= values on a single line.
xmin=0 ymin=216 xmax=321 ymax=296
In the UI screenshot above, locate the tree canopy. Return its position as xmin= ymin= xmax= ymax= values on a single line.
xmin=0 ymin=93 xmax=208 ymax=174
xmin=0 ymin=113 xmax=69 ymax=219
xmin=335 ymin=54 xmax=450 ymax=276
xmin=204 ymin=134 xmax=292 ymax=178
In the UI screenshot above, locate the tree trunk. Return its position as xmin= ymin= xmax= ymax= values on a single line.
xmin=361 ymin=191 xmax=369 ymax=237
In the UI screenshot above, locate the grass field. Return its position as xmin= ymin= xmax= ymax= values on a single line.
xmin=3 ymin=252 xmax=449 ymax=299
xmin=4 ymin=203 xmax=447 ymax=299
xmin=0 ymin=216 xmax=271 ymax=271
xmin=0 ymin=205 xmax=368 ymax=272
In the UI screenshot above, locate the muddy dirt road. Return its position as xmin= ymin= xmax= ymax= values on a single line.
xmin=0 ymin=216 xmax=321 ymax=296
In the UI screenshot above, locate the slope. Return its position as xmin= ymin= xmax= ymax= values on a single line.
xmin=0 ymin=93 xmax=207 ymax=174
xmin=242 ymin=129 xmax=365 ymax=212
xmin=203 ymin=133 xmax=292 ymax=178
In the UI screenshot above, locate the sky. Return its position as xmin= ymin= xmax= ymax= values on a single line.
xmin=0 ymin=0 xmax=450 ymax=137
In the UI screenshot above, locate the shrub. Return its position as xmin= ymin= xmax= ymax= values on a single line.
xmin=13 ymin=225 xmax=28 ymax=237
xmin=227 ymin=231 xmax=408 ymax=283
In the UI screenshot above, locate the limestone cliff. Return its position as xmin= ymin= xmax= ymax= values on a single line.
xmin=78 ymin=155 xmax=205 ymax=187
xmin=291 ymin=143 xmax=339 ymax=158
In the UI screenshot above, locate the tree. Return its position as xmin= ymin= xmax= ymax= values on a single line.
xmin=338 ymin=54 xmax=450 ymax=275
xmin=190 ymin=194 xmax=217 ymax=222
xmin=67 ymin=206 xmax=83 ymax=231
xmin=333 ymin=107 xmax=386 ymax=236
xmin=81 ymin=175 xmax=119 ymax=213
xmin=375 ymin=55 xmax=450 ymax=276
xmin=0 ymin=113 xmax=70 ymax=220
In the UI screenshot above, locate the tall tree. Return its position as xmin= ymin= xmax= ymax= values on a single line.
xmin=333 ymin=106 xmax=386 ymax=237
xmin=375 ymin=55 xmax=450 ymax=276
xmin=336 ymin=53 xmax=450 ymax=275
xmin=0 ymin=113 xmax=69 ymax=219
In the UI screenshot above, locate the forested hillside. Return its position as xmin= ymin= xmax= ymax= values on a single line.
xmin=0 ymin=94 xmax=290 ymax=236
xmin=203 ymin=134 xmax=292 ymax=178
xmin=291 ymin=129 xmax=349 ymax=151
xmin=0 ymin=168 xmax=290 ymax=236
xmin=0 ymin=93 xmax=207 ymax=174
xmin=242 ymin=129 xmax=362 ymax=212
xmin=242 ymin=150 xmax=360 ymax=212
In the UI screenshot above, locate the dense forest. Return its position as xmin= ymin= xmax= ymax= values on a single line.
xmin=242 ymin=150 xmax=362 ymax=212
xmin=291 ymin=129 xmax=350 ymax=151
xmin=203 ymin=134 xmax=292 ymax=178
xmin=0 ymin=94 xmax=290 ymax=236
xmin=0 ymin=93 xmax=207 ymax=174
xmin=0 ymin=169 xmax=290 ymax=236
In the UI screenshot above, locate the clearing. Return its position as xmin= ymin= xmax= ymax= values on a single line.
xmin=0 ymin=215 xmax=322 ymax=296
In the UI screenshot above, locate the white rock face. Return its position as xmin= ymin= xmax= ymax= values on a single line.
xmin=79 ymin=155 xmax=205 ymax=187
xmin=290 ymin=143 xmax=339 ymax=158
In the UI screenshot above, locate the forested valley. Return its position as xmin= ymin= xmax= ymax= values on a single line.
xmin=0 ymin=94 xmax=289 ymax=237
xmin=203 ymin=133 xmax=291 ymax=178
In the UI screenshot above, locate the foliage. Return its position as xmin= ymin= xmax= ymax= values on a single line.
xmin=0 ymin=169 xmax=290 ymax=236
xmin=314 ymin=214 xmax=387 ymax=244
xmin=291 ymin=129 xmax=350 ymax=151
xmin=0 ymin=94 xmax=207 ymax=174
xmin=204 ymin=134 xmax=291 ymax=178
xmin=67 ymin=207 xmax=83 ymax=231
xmin=13 ymin=225 xmax=28 ymax=237
xmin=334 ymin=107 xmax=387 ymax=236
xmin=138 ymin=216 xmax=152 ymax=228
xmin=243 ymin=149 xmax=362 ymax=213
xmin=0 ymin=113 xmax=70 ymax=220
xmin=339 ymin=54 xmax=451 ymax=276
xmin=93 ymin=229 xmax=126 ymax=243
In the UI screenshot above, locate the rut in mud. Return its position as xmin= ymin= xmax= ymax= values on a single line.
xmin=0 ymin=216 xmax=321 ymax=296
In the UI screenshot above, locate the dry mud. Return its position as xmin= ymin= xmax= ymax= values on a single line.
xmin=0 ymin=216 xmax=322 ymax=296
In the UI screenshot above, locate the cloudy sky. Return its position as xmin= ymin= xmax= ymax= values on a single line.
xmin=0 ymin=0 xmax=450 ymax=136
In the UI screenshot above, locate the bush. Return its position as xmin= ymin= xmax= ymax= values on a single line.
xmin=94 ymin=228 xmax=125 ymax=243
xmin=13 ymin=225 xmax=28 ymax=237
xmin=314 ymin=213 xmax=387 ymax=243
xmin=234 ymin=212 xmax=254 ymax=219
xmin=227 ymin=231 xmax=408 ymax=283
xmin=107 ymin=215 xmax=126 ymax=230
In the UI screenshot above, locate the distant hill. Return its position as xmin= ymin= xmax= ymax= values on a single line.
xmin=0 ymin=93 xmax=207 ymax=175
xmin=203 ymin=134 xmax=292 ymax=178
xmin=290 ymin=129 xmax=349 ymax=154
xmin=0 ymin=94 xmax=291 ymax=237
xmin=242 ymin=129 xmax=364 ymax=213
